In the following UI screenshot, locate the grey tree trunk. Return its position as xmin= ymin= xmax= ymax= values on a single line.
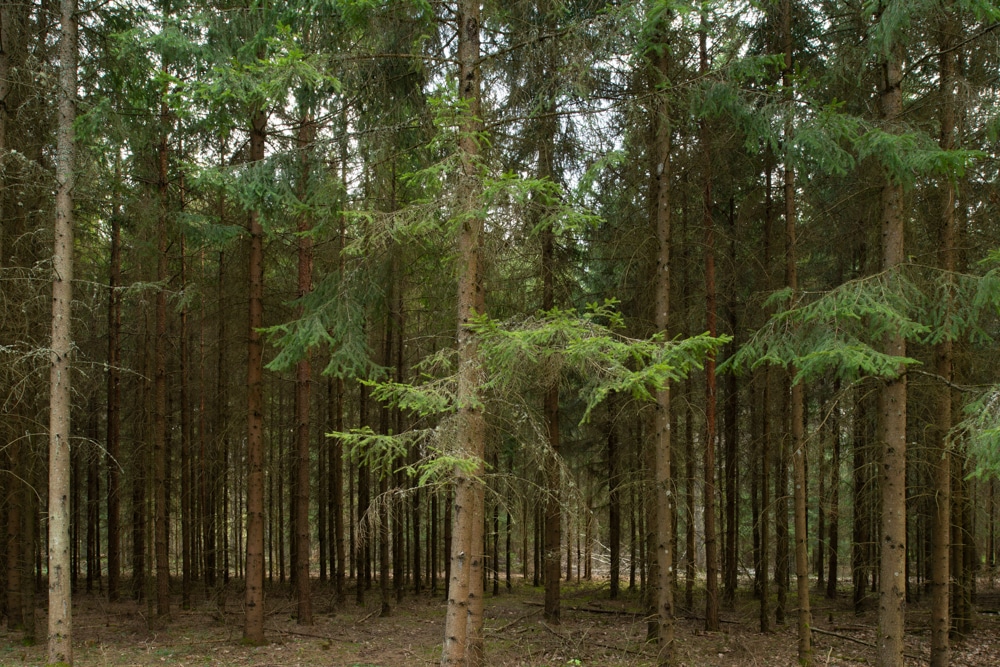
xmin=48 ymin=0 xmax=76 ymax=660
xmin=650 ymin=12 xmax=676 ymax=664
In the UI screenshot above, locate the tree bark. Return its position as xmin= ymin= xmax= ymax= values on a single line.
xmin=827 ymin=382 xmax=841 ymax=600
xmin=294 ymin=115 xmax=314 ymax=625
xmin=875 ymin=18 xmax=907 ymax=665
xmin=930 ymin=6 xmax=956 ymax=664
xmin=106 ymin=174 xmax=122 ymax=605
xmin=699 ymin=8 xmax=719 ymax=633
xmin=181 ymin=234 xmax=192 ymax=610
xmin=441 ymin=3 xmax=487 ymax=664
xmin=153 ymin=77 xmax=171 ymax=621
xmin=608 ymin=397 xmax=621 ymax=600
xmin=48 ymin=0 xmax=76 ymax=659
xmin=243 ymin=104 xmax=267 ymax=645
xmin=783 ymin=3 xmax=811 ymax=659
xmin=650 ymin=15 xmax=676 ymax=662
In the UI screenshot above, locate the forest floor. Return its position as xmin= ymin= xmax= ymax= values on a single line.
xmin=2 ymin=577 xmax=1000 ymax=666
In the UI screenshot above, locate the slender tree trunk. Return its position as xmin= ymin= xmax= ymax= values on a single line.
xmin=333 ymin=166 xmax=347 ymax=602
xmin=22 ymin=461 xmax=37 ymax=643
xmin=318 ymin=388 xmax=327 ymax=585
xmin=723 ymin=331 xmax=738 ymax=609
xmin=775 ymin=381 xmax=789 ymax=626
xmin=217 ymin=244 xmax=230 ymax=586
xmin=853 ymin=386 xmax=872 ymax=613
xmin=7 ymin=436 xmax=22 ymax=631
xmin=441 ymin=3 xmax=487 ymax=664
xmin=930 ymin=7 xmax=956 ymax=665
xmin=72 ymin=444 xmax=80 ymax=591
xmin=153 ymin=81 xmax=171 ymax=621
xmin=181 ymin=234 xmax=192 ymax=610
xmin=759 ymin=157 xmax=774 ymax=633
xmin=783 ymin=3 xmax=811 ymax=659
xmin=294 ymin=115 xmax=314 ymax=625
xmin=684 ymin=375 xmax=695 ymax=611
xmin=827 ymin=383 xmax=841 ymax=600
xmin=875 ymin=18 xmax=907 ymax=665
xmin=333 ymin=376 xmax=346 ymax=602
xmin=431 ymin=487 xmax=439 ymax=595
xmin=107 ymin=182 xmax=122 ymax=603
xmin=87 ymin=432 xmax=100 ymax=593
xmin=357 ymin=383 xmax=370 ymax=606
xmin=699 ymin=9 xmax=719 ymax=633
xmin=243 ymin=104 xmax=268 ymax=645
xmin=650 ymin=18 xmax=676 ymax=662
xmin=132 ymin=378 xmax=147 ymax=602
xmin=48 ymin=0 xmax=76 ymax=659
xmin=608 ymin=397 xmax=621 ymax=600
xmin=535 ymin=38 xmax=562 ymax=625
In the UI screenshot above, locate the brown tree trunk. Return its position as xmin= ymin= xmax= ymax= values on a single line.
xmin=154 ymin=84 xmax=171 ymax=621
xmin=930 ymin=6 xmax=956 ymax=664
xmin=107 ymin=173 xmax=123 ymax=603
xmin=181 ymin=234 xmax=192 ymax=610
xmin=532 ymin=18 xmax=562 ymax=622
xmin=217 ymin=245 xmax=230 ymax=586
xmin=441 ymin=3 xmax=487 ymax=664
xmin=783 ymin=4 xmax=811 ymax=659
xmin=876 ymin=20 xmax=907 ymax=666
xmin=48 ymin=0 xmax=76 ymax=659
xmin=294 ymin=115 xmax=314 ymax=625
xmin=243 ymin=104 xmax=267 ymax=645
xmin=87 ymin=429 xmax=100 ymax=593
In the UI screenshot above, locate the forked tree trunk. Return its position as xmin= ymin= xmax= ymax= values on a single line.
xmin=876 ymin=17 xmax=907 ymax=666
xmin=48 ymin=0 xmax=76 ymax=659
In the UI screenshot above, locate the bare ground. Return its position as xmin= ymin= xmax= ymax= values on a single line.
xmin=2 ymin=579 xmax=999 ymax=666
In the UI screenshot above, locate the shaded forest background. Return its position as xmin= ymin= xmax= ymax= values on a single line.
xmin=2 ymin=0 xmax=1000 ymax=666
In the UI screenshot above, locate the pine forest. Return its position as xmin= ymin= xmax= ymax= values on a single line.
xmin=3 ymin=1 xmax=1000 ymax=666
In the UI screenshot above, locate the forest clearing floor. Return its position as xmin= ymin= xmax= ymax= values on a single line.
xmin=2 ymin=577 xmax=1000 ymax=666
